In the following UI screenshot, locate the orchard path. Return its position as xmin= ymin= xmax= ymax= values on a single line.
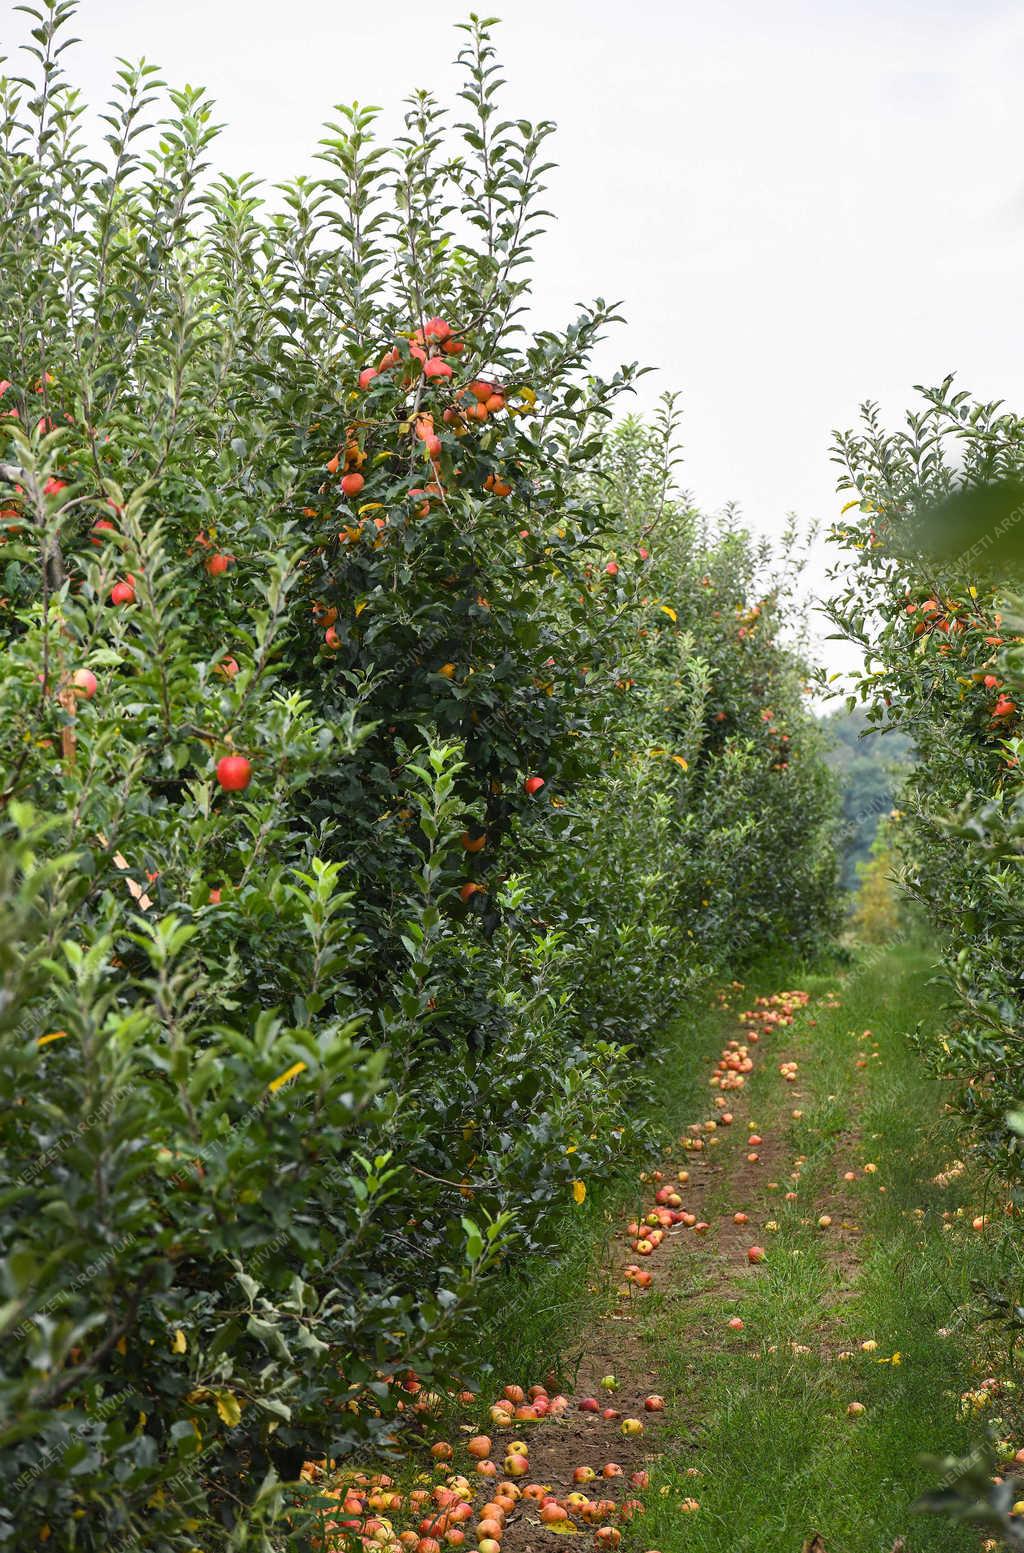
xmin=318 ymin=947 xmax=1002 ymax=1553
xmin=491 ymin=980 xmax=848 ymax=1553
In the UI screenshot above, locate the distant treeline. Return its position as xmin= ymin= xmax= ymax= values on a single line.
xmin=822 ymin=706 xmax=914 ymax=891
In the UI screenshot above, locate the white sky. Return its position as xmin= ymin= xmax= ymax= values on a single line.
xmin=14 ymin=0 xmax=1024 ymax=675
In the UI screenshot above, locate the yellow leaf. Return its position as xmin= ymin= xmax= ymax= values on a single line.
xmin=116 ymin=1336 xmax=128 ymax=1356
xmin=215 ymin=1391 xmax=242 ymax=1428
xmin=355 ymin=601 xmax=367 ymax=617
xmin=572 ymin=1180 xmax=586 ymax=1205
xmin=268 ymin=1061 xmax=307 ymax=1094
xmin=670 ymin=755 xmax=689 ymax=771
xmin=37 ymin=1031 xmax=69 ymax=1047
xmin=171 ymin=1329 xmax=187 ymax=1354
xmin=840 ymin=498 xmax=862 ymax=513
xmin=659 ymin=605 xmax=678 ymax=623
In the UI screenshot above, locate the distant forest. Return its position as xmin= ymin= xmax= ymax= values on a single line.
xmin=822 ymin=706 xmax=914 ymax=891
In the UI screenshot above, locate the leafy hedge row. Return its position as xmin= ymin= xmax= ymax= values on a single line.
xmin=827 ymin=377 xmax=1024 ymax=1175
xmin=0 ymin=7 xmax=840 ymax=1547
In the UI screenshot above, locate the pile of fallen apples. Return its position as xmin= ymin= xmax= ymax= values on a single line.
xmin=622 ymin=993 xmax=813 ymax=1288
xmin=308 ymin=987 xmax=816 ymax=1550
xmin=304 ymin=1381 xmax=663 ymax=1552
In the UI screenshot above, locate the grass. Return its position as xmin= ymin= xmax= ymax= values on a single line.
xmin=633 ymin=942 xmax=1008 ymax=1553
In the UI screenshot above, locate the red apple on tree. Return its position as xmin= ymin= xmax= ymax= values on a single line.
xmin=216 ymin=755 xmax=252 ymax=792
xmin=70 ymin=668 xmax=97 ymax=699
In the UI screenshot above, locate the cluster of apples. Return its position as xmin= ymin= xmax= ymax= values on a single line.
xmin=305 ymin=1377 xmax=669 ymax=1553
xmin=347 ymin=316 xmax=531 ymax=511
xmin=709 ymin=1038 xmax=754 ymax=1093
xmin=738 ymin=988 xmax=809 ymax=1036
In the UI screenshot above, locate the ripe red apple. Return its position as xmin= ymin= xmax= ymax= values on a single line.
xmin=733 ymin=1212 xmax=749 ymax=1225
xmin=523 ymin=775 xmax=545 ymax=796
xmin=747 ymin=1245 xmax=766 ymax=1264
xmin=423 ymin=356 xmax=453 ymax=379
xmin=70 ymin=668 xmax=97 ymax=699
xmin=643 ymin=1395 xmax=664 ymax=1412
xmin=467 ymin=1436 xmax=492 ymax=1460
xmin=605 ymin=561 xmax=619 ymax=576
xmin=341 ymin=471 xmax=365 ymax=497
xmin=110 ymin=579 xmax=135 ymax=605
xmin=206 ymin=553 xmax=232 ymax=576
xmin=727 ymin=1316 xmax=744 ymax=1331
xmin=216 ymin=754 xmax=252 ymax=792
xmin=358 ymin=367 xmax=378 ymax=389
xmin=573 ymin=1466 xmax=597 ymax=1483
xmin=90 ymin=517 xmax=116 ymax=544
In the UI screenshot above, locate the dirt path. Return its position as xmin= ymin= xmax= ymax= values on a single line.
xmin=487 ymin=985 xmax=829 ymax=1553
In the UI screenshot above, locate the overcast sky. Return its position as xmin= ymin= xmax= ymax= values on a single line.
xmin=17 ymin=0 xmax=1024 ymax=675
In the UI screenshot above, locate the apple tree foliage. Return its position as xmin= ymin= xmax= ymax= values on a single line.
xmin=827 ymin=378 xmax=1024 ymax=1184
xmin=0 ymin=5 xmax=841 ymax=1546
